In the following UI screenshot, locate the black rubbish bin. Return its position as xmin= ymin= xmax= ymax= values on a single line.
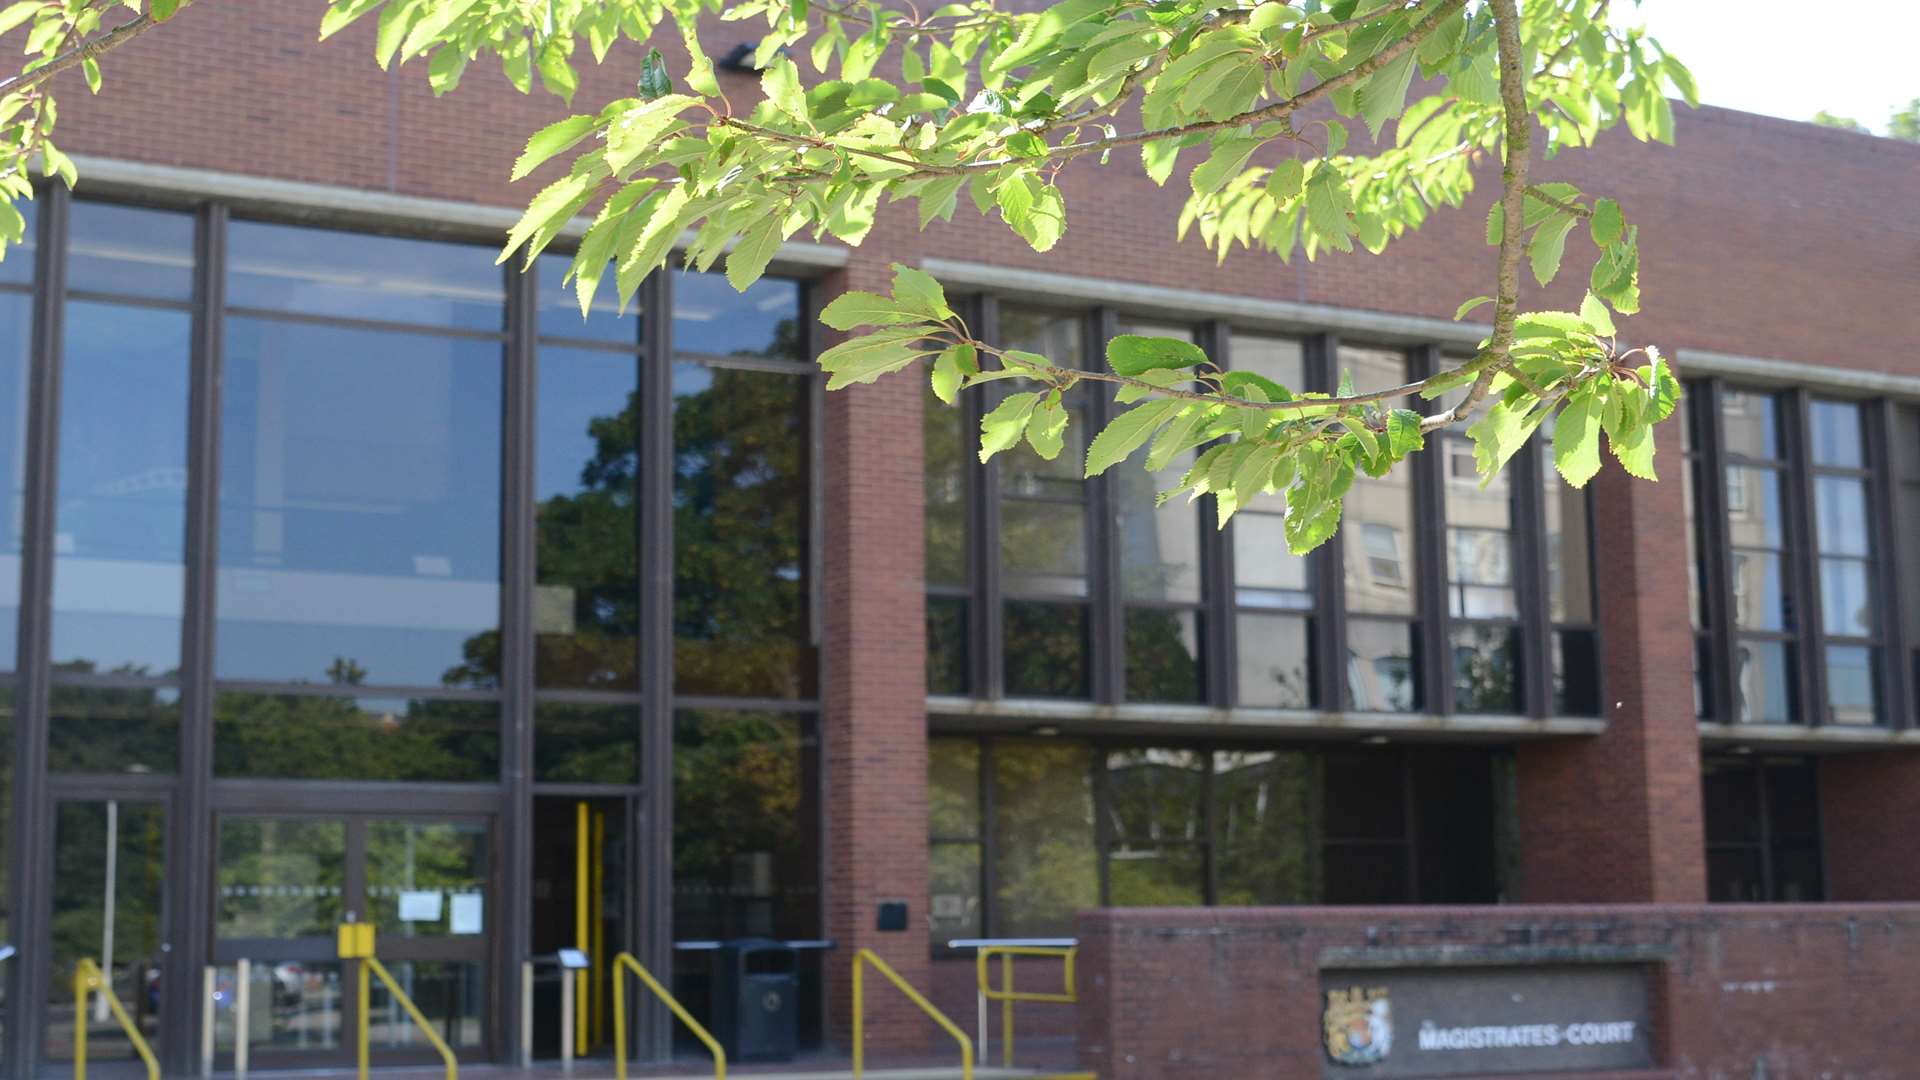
xmin=713 ymin=938 xmax=798 ymax=1062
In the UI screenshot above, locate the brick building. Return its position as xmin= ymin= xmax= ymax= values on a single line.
xmin=3 ymin=2 xmax=1919 ymax=1076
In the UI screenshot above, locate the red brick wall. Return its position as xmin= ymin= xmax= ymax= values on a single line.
xmin=1820 ymin=753 xmax=1920 ymax=902
xmin=818 ymin=262 xmax=936 ymax=1052
xmin=1076 ymin=904 xmax=1920 ymax=1079
xmin=32 ymin=1 xmax=1920 ymax=375
xmin=1514 ymin=417 xmax=1706 ymax=904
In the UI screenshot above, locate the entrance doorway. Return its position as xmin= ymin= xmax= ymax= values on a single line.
xmin=210 ymin=813 xmax=493 ymax=1067
xmin=527 ymin=795 xmax=630 ymax=1060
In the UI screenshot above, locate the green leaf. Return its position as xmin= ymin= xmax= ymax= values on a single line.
xmin=1552 ymin=394 xmax=1602 ymax=488
xmin=819 ymin=291 xmax=928 ymax=330
xmin=1589 ymin=197 xmax=1623 ymax=247
xmin=890 ymin=263 xmax=953 ymax=321
xmin=980 ymin=392 xmax=1043 ymax=460
xmin=931 ymin=345 xmax=972 ymax=404
xmin=676 ymin=15 xmax=721 ymax=97
xmin=1266 ymin=157 xmax=1306 ymax=201
xmin=1467 ymin=400 xmax=1546 ymax=483
xmin=1453 ymin=295 xmax=1494 ymax=321
xmin=1386 ymin=409 xmax=1424 ymax=456
xmin=152 ymin=0 xmax=180 ymax=20
xmin=511 ymin=115 xmax=597 ymax=181
xmin=818 ymin=332 xmax=926 ymax=391
xmin=0 ymin=2 xmax=42 ymax=37
xmin=1085 ymin=400 xmax=1183 ymax=477
xmin=1578 ymin=291 xmax=1615 ymax=337
xmin=1107 ymin=334 xmax=1208 ymax=377
xmin=1527 ymin=211 xmax=1577 ymax=287
xmin=764 ymin=58 xmax=808 ymax=124
xmin=1485 ymin=199 xmax=1503 ymax=246
xmin=1358 ymin=47 xmax=1418 ymax=139
xmin=725 ymin=213 xmax=785 ymax=292
xmin=1221 ymin=370 xmax=1292 ymax=403
xmin=639 ymin=48 xmax=673 ymax=100
xmin=1191 ymin=136 xmax=1263 ymax=196
xmin=1640 ymin=350 xmax=1681 ymax=422
xmin=1304 ymin=164 xmax=1355 ymax=252
xmin=1609 ymin=421 xmax=1656 ymax=480
xmin=1026 ymin=399 xmax=1069 ymax=459
xmin=81 ymin=56 xmax=101 ymax=93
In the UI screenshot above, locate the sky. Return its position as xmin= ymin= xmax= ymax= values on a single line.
xmin=1624 ymin=1 xmax=1918 ymax=134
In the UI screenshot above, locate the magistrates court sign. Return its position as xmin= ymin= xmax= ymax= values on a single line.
xmin=1318 ymin=965 xmax=1653 ymax=1078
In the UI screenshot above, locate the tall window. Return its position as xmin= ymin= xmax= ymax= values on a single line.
xmin=1113 ymin=321 xmax=1206 ymax=703
xmin=996 ymin=308 xmax=1093 ymax=699
xmin=49 ymin=203 xmax=195 ymax=773
xmin=1808 ymin=400 xmax=1878 ymax=724
xmin=1228 ymin=333 xmax=1314 ymax=709
xmin=1541 ymin=417 xmax=1599 ymax=714
xmin=1444 ymin=415 xmax=1519 ymax=714
xmin=1341 ymin=346 xmax=1420 ymax=713
xmin=215 ymin=220 xmax=504 ymax=780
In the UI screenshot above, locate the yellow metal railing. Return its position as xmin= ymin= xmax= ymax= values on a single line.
xmin=72 ymin=958 xmax=159 ymax=1080
xmin=612 ymin=950 xmax=726 ymax=1080
xmin=976 ymin=944 xmax=1077 ymax=1069
xmin=361 ymin=957 xmax=458 ymax=1080
xmin=852 ymin=948 xmax=973 ymax=1080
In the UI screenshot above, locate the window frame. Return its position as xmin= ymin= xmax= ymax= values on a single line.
xmin=1688 ymin=379 xmax=1907 ymax=729
xmin=925 ymin=313 xmax=1599 ymax=721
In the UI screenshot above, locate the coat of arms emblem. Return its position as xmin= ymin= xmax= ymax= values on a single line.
xmin=1323 ymin=985 xmax=1392 ymax=1066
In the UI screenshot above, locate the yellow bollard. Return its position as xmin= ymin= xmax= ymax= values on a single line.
xmin=72 ymin=958 xmax=158 ymax=1080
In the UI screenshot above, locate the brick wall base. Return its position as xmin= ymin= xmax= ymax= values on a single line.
xmin=1076 ymin=904 xmax=1920 ymax=1079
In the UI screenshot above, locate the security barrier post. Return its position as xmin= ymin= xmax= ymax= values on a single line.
xmin=72 ymin=958 xmax=159 ymax=1080
xmin=611 ymin=951 xmax=724 ymax=1080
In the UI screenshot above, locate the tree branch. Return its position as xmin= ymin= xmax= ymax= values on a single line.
xmin=0 ymin=10 xmax=158 ymax=99
xmin=1420 ymin=0 xmax=1529 ymax=433
xmin=1526 ymin=183 xmax=1590 ymax=217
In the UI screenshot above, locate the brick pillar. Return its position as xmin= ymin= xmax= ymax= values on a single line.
xmin=818 ymin=258 xmax=934 ymax=1050
xmin=1514 ymin=416 xmax=1707 ymax=902
xmin=1820 ymin=751 xmax=1920 ymax=900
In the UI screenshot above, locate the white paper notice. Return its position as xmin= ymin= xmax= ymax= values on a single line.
xmin=398 ymin=890 xmax=443 ymax=923
xmin=450 ymin=892 xmax=484 ymax=935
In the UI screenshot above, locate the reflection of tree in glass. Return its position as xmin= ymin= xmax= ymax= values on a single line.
xmin=990 ymin=741 xmax=1096 ymax=937
xmin=212 ymin=694 xmax=496 ymax=781
xmin=216 ymin=819 xmax=345 ymax=939
xmin=672 ymin=711 xmax=817 ymax=941
xmin=1003 ymin=602 xmax=1087 ymax=698
xmin=923 ymin=382 xmax=969 ymax=587
xmin=1104 ymin=750 xmax=1205 ymax=905
xmin=1123 ymin=610 xmax=1201 ymax=703
xmin=46 ymin=673 xmax=178 ymax=773
xmin=49 ymin=801 xmax=166 ymax=1043
xmin=1213 ymin=751 xmax=1315 ymax=905
xmin=673 ymin=326 xmax=813 ymax=698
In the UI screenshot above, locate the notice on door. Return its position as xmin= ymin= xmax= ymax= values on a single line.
xmin=450 ymin=892 xmax=484 ymax=935
xmin=1318 ymin=965 xmax=1652 ymax=1078
xmin=398 ymin=890 xmax=443 ymax=923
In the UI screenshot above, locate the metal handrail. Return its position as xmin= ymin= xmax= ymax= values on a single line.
xmin=72 ymin=958 xmax=159 ymax=1080
xmin=361 ymin=957 xmax=457 ymax=1080
xmin=851 ymin=948 xmax=973 ymax=1080
xmin=611 ymin=950 xmax=726 ymax=1080
xmin=976 ymin=945 xmax=1077 ymax=1069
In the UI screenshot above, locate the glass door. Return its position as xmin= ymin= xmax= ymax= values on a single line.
xmin=44 ymin=796 xmax=170 ymax=1070
xmin=212 ymin=813 xmax=492 ymax=1067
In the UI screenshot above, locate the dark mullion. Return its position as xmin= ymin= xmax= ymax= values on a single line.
xmin=500 ymin=252 xmax=539 ymax=1064
xmin=1784 ymin=390 xmax=1824 ymax=725
xmin=635 ymin=267 xmax=676 ymax=1060
xmin=167 ymin=202 xmax=225 ymax=1075
xmin=1399 ymin=748 xmax=1419 ymax=902
xmin=1090 ymin=307 xmax=1124 ymax=706
xmin=1202 ymin=320 xmax=1237 ymax=708
xmin=1409 ymin=345 xmax=1452 ymax=717
xmin=1307 ymin=333 xmax=1347 ymax=710
xmin=1868 ymin=400 xmax=1909 ymax=728
xmin=1752 ymin=757 xmax=1777 ymax=900
xmin=979 ymin=738 xmax=999 ymax=936
xmin=1700 ymin=382 xmax=1739 ymax=724
xmin=4 ymin=184 xmax=66 ymax=1078
xmin=1092 ymin=748 xmax=1113 ymax=905
xmin=976 ymin=296 xmax=1004 ymax=698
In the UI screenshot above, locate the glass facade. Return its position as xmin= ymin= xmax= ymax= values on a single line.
xmin=0 ymin=196 xmax=821 ymax=1069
